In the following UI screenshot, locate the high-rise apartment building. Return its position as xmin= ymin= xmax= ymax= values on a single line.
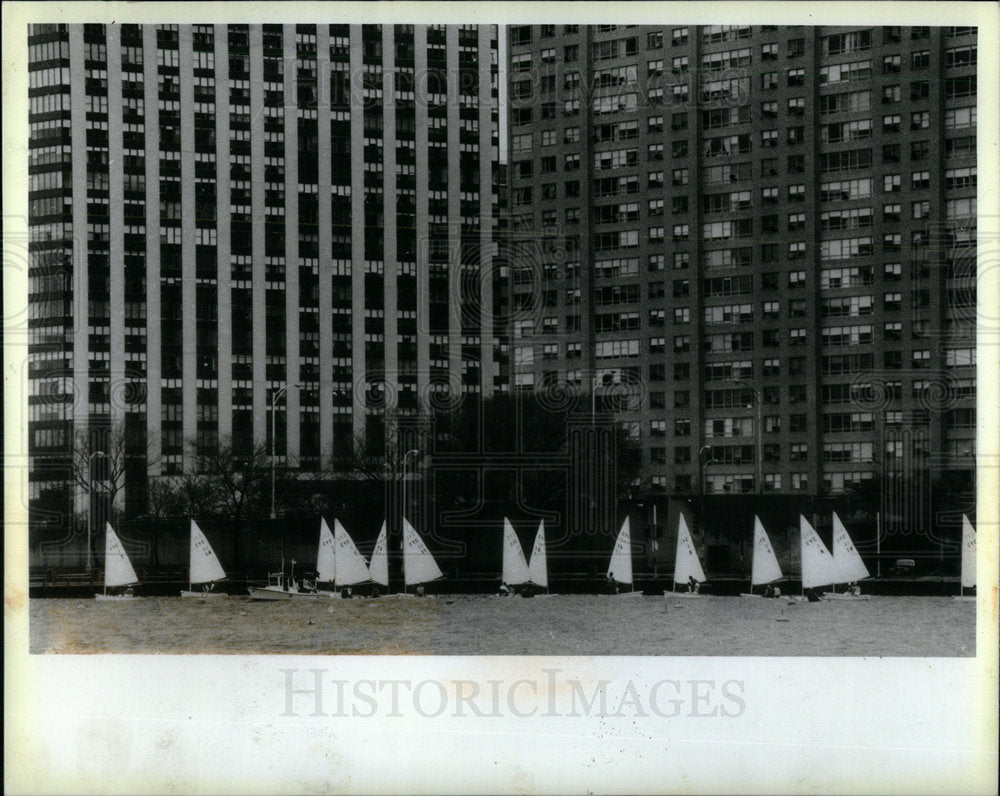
xmin=507 ymin=25 xmax=976 ymax=516
xmin=27 ymin=23 xmax=500 ymax=517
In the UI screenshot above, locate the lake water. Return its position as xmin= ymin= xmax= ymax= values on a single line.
xmin=29 ymin=594 xmax=975 ymax=656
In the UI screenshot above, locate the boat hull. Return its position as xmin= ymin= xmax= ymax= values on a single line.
xmin=953 ymin=595 xmax=976 ymax=602
xmin=248 ymin=586 xmax=320 ymax=601
xmin=664 ymin=591 xmax=703 ymax=599
xmin=617 ymin=590 xmax=644 ymax=598
xmin=94 ymin=593 xmax=137 ymax=601
xmin=822 ymin=592 xmax=871 ymax=601
xmin=180 ymin=590 xmax=227 ymax=598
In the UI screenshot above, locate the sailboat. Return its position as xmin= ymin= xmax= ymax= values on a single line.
xmin=528 ymin=520 xmax=550 ymax=593
xmin=664 ymin=514 xmax=706 ymax=598
xmin=607 ymin=517 xmax=643 ymax=597
xmin=314 ymin=516 xmax=337 ymax=594
xmin=180 ymin=519 xmax=227 ymax=597
xmin=95 ymin=522 xmax=140 ymax=600
xmin=500 ymin=517 xmax=531 ymax=594
xmin=799 ymin=515 xmax=838 ymax=600
xmin=313 ymin=518 xmax=373 ymax=598
xmin=823 ymin=512 xmax=872 ymax=600
xmin=402 ymin=517 xmax=443 ymax=594
xmin=740 ymin=516 xmax=784 ymax=597
xmin=369 ymin=522 xmax=389 ymax=594
xmin=333 ymin=518 xmax=372 ymax=595
xmin=955 ymin=514 xmax=976 ymax=601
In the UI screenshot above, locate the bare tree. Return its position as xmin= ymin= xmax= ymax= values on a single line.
xmin=344 ymin=415 xmax=432 ymax=485
xmin=145 ymin=477 xmax=188 ymax=520
xmin=72 ymin=419 xmax=160 ymax=519
xmin=191 ymin=435 xmax=271 ymax=564
xmin=146 ymin=474 xmax=217 ymax=520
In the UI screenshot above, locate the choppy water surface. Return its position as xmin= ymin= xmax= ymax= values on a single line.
xmin=29 ymin=594 xmax=975 ymax=656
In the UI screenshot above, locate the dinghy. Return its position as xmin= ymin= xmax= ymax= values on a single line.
xmin=313 ymin=516 xmax=338 ymax=596
xmin=823 ymin=512 xmax=872 ymax=601
xmin=369 ymin=522 xmax=389 ymax=594
xmin=607 ymin=517 xmax=643 ymax=597
xmin=664 ymin=514 xmax=706 ymax=598
xmin=500 ymin=517 xmax=531 ymax=594
xmin=180 ymin=519 xmax=227 ymax=597
xmin=402 ymin=517 xmax=443 ymax=594
xmin=332 ymin=518 xmax=372 ymax=596
xmin=799 ymin=515 xmax=837 ymax=601
xmin=308 ymin=517 xmax=374 ymax=598
xmin=740 ymin=516 xmax=784 ymax=597
xmin=528 ymin=520 xmax=550 ymax=594
xmin=95 ymin=523 xmax=140 ymax=600
xmin=955 ymin=514 xmax=976 ymax=601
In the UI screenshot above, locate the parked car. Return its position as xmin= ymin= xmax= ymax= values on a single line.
xmin=888 ymin=558 xmax=916 ymax=576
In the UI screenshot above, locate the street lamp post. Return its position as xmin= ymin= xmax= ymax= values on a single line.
xmin=591 ymin=369 xmax=615 ymax=425
xmin=698 ymin=445 xmax=711 ymax=536
xmin=270 ymin=383 xmax=299 ymax=520
xmin=734 ymin=379 xmax=763 ymax=494
xmin=699 ymin=445 xmax=712 ymax=496
xmin=87 ymin=451 xmax=107 ymax=576
xmin=590 ymin=370 xmax=614 ymax=536
xmin=753 ymin=389 xmax=763 ymax=494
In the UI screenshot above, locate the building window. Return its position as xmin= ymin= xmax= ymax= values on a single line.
xmin=909 ymin=80 xmax=930 ymax=101
xmin=510 ymin=26 xmax=532 ymax=46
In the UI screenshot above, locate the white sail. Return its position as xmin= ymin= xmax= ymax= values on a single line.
xmin=961 ymin=514 xmax=976 ymax=589
xmin=104 ymin=523 xmax=139 ymax=588
xmin=800 ymin=515 xmax=838 ymax=589
xmin=831 ymin=511 xmax=870 ymax=584
xmin=607 ymin=517 xmax=633 ymax=585
xmin=750 ymin=515 xmax=783 ymax=587
xmin=402 ymin=517 xmax=443 ymax=586
xmin=502 ymin=517 xmax=531 ymax=586
xmin=673 ymin=514 xmax=706 ymax=585
xmin=369 ymin=522 xmax=389 ymax=587
xmin=333 ymin=519 xmax=371 ymax=587
xmin=316 ymin=517 xmax=337 ymax=583
xmin=528 ymin=520 xmax=548 ymax=589
xmin=189 ymin=519 xmax=226 ymax=585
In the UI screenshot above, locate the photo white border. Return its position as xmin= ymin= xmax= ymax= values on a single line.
xmin=4 ymin=3 xmax=998 ymax=794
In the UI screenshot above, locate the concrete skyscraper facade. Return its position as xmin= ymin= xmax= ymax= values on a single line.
xmin=505 ymin=24 xmax=976 ymax=523
xmin=27 ymin=23 xmax=500 ymax=518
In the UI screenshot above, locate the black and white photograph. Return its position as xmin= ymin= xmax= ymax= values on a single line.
xmin=4 ymin=2 xmax=998 ymax=794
